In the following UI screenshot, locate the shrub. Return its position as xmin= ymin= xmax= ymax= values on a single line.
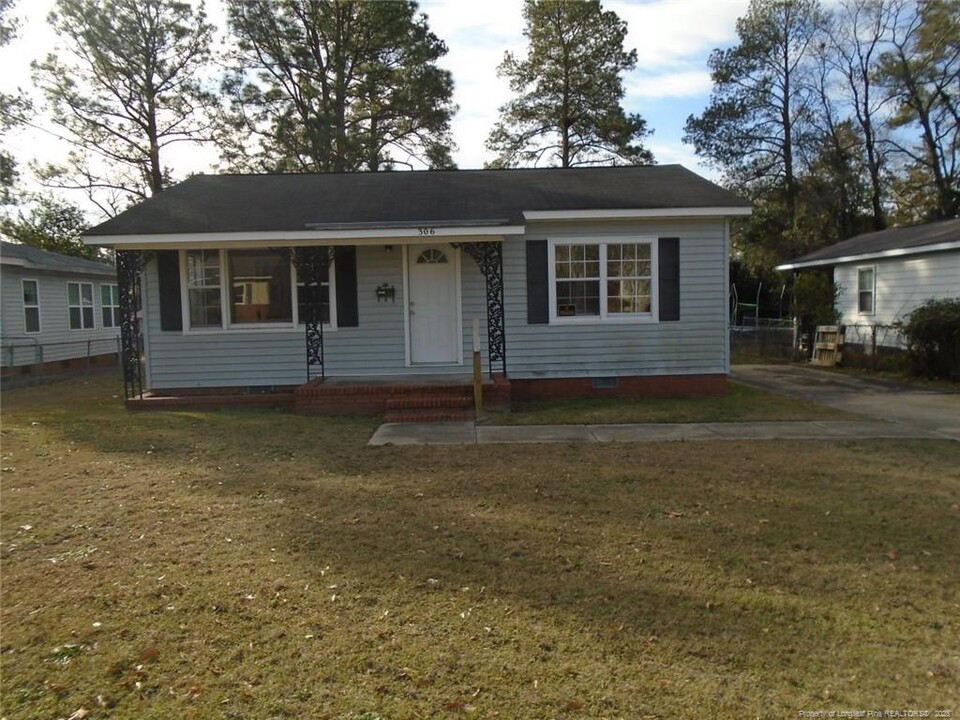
xmin=897 ymin=298 xmax=960 ymax=381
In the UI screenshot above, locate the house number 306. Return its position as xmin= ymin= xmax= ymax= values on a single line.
xmin=418 ymin=227 xmax=436 ymax=236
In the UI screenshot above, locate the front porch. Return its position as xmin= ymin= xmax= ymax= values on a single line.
xmin=126 ymin=373 xmax=512 ymax=421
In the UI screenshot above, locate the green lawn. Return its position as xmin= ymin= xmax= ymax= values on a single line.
xmin=1 ymin=374 xmax=958 ymax=719
xmin=491 ymin=381 xmax=853 ymax=425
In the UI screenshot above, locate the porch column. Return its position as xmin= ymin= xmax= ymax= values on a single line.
xmin=452 ymin=241 xmax=507 ymax=378
xmin=288 ymin=247 xmax=336 ymax=382
xmin=115 ymin=250 xmax=146 ymax=399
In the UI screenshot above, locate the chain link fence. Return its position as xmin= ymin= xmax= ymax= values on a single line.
xmin=730 ymin=318 xmax=797 ymax=361
xmin=1 ymin=337 xmax=121 ymax=385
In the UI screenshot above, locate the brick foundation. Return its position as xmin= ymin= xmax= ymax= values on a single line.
xmin=510 ymin=374 xmax=728 ymax=401
xmin=1 ymin=352 xmax=120 ymax=381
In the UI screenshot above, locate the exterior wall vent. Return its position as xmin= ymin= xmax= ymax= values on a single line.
xmin=591 ymin=377 xmax=619 ymax=390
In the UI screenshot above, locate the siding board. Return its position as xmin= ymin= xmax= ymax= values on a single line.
xmin=142 ymin=218 xmax=729 ymax=388
xmin=834 ymin=250 xmax=960 ymax=346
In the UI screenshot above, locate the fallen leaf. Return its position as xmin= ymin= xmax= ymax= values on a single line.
xmin=139 ymin=646 xmax=159 ymax=663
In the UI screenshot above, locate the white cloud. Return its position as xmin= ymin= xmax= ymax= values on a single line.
xmin=610 ymin=0 xmax=749 ymax=70
xmin=626 ymin=69 xmax=714 ymax=100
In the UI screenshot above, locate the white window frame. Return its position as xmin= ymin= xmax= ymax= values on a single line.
xmin=67 ymin=281 xmax=95 ymax=331
xmin=22 ymin=279 xmax=41 ymax=334
xmin=547 ymin=236 xmax=659 ymax=324
xmin=856 ymin=265 xmax=876 ymax=316
xmin=179 ymin=249 xmax=338 ymax=333
xmin=100 ymin=283 xmax=120 ymax=328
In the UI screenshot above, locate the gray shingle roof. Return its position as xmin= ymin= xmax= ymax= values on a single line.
xmin=1 ymin=241 xmax=116 ymax=276
xmin=778 ymin=218 xmax=960 ymax=269
xmin=84 ymin=165 xmax=749 ymax=237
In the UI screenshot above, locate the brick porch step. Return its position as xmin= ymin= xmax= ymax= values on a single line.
xmin=382 ymin=410 xmax=475 ymax=423
xmin=385 ymin=394 xmax=473 ymax=411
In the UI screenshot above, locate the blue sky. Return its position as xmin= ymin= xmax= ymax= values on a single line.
xmin=0 ymin=0 xmax=751 ymax=188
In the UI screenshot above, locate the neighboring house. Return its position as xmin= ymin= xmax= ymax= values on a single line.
xmin=777 ymin=218 xmax=960 ymax=347
xmin=82 ymin=166 xmax=751 ymax=412
xmin=1 ymin=241 xmax=120 ymax=378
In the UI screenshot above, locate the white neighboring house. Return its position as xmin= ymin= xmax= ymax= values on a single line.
xmin=1 ymin=241 xmax=120 ymax=379
xmin=777 ymin=218 xmax=960 ymax=348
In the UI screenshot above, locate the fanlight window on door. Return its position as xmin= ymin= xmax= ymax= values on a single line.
xmin=416 ymin=249 xmax=448 ymax=264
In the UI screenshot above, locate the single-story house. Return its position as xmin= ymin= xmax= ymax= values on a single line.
xmin=1 ymin=241 xmax=120 ymax=379
xmin=83 ymin=166 xmax=751 ymax=415
xmin=777 ymin=218 xmax=960 ymax=348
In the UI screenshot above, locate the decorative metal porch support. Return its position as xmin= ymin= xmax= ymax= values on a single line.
xmin=116 ymin=250 xmax=146 ymax=399
xmin=452 ymin=241 xmax=506 ymax=377
xmin=287 ymin=247 xmax=336 ymax=382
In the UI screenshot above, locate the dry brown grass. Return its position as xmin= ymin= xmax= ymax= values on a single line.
xmin=1 ymin=374 xmax=958 ymax=719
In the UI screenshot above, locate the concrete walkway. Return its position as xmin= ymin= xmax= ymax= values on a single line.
xmin=369 ymin=418 xmax=949 ymax=446
xmin=369 ymin=364 xmax=960 ymax=445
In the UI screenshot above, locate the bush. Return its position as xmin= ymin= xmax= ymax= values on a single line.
xmin=897 ymin=298 xmax=960 ymax=381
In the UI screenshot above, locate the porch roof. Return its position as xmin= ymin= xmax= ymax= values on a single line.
xmin=84 ymin=165 xmax=750 ymax=246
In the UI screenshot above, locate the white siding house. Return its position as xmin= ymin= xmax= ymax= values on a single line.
xmin=1 ymin=242 xmax=120 ymax=378
xmin=778 ymin=218 xmax=960 ymax=348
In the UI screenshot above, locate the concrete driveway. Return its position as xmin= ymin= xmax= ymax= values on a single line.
xmin=732 ymin=364 xmax=960 ymax=440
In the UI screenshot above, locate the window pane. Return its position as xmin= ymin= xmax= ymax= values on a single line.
xmin=25 ymin=307 xmax=40 ymax=333
xmin=101 ymin=285 xmax=111 ymax=305
xmin=68 ymin=283 xmax=80 ymax=305
xmin=608 ymin=279 xmax=651 ymax=314
xmin=859 ymin=291 xmax=873 ymax=314
xmin=69 ymin=307 xmax=81 ymax=330
xmin=297 ymin=283 xmax=331 ymax=324
xmin=187 ymin=250 xmax=221 ymax=287
xmin=858 ymin=268 xmax=873 ymax=290
xmin=80 ymin=284 xmax=93 ymax=304
xmin=229 ymin=250 xmax=292 ymax=324
xmin=102 ymin=307 xmax=112 ymax=328
xmin=22 ymin=281 xmax=38 ymax=305
xmin=82 ymin=306 xmax=94 ymax=328
xmin=557 ymin=280 xmax=600 ymax=316
xmin=189 ymin=288 xmax=222 ymax=327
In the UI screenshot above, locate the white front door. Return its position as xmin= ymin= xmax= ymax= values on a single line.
xmin=407 ymin=244 xmax=460 ymax=364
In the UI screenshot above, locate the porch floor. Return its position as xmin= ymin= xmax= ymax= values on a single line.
xmin=126 ymin=374 xmax=511 ymax=421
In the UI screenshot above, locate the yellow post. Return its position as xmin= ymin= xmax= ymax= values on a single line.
xmin=472 ymin=319 xmax=483 ymax=418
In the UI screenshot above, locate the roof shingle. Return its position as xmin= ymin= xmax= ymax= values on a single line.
xmin=85 ymin=165 xmax=749 ymax=237
xmin=778 ymin=218 xmax=960 ymax=269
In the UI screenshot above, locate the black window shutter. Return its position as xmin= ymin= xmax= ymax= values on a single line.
xmin=658 ymin=237 xmax=680 ymax=322
xmin=526 ymin=240 xmax=549 ymax=324
xmin=334 ymin=246 xmax=358 ymax=327
xmin=156 ymin=250 xmax=183 ymax=331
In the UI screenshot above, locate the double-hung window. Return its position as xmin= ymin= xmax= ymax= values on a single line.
xmin=182 ymin=249 xmax=335 ymax=331
xmin=101 ymin=284 xmax=120 ymax=328
xmin=185 ymin=250 xmax=223 ymax=328
xmin=551 ymin=239 xmax=656 ymax=321
xmin=22 ymin=279 xmax=40 ymax=333
xmin=857 ymin=266 xmax=875 ymax=315
xmin=67 ymin=282 xmax=95 ymax=330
